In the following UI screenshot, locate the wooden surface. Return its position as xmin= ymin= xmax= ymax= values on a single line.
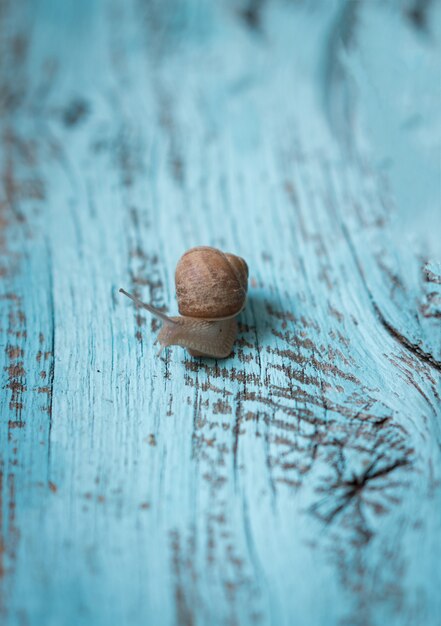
xmin=1 ymin=1 xmax=441 ymax=624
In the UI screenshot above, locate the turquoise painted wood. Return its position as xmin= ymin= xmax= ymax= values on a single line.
xmin=1 ymin=1 xmax=441 ymax=624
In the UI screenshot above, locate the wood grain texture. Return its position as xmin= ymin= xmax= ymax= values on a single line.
xmin=1 ymin=1 xmax=440 ymax=625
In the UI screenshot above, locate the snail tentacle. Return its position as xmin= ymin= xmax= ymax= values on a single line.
xmin=119 ymin=288 xmax=176 ymax=324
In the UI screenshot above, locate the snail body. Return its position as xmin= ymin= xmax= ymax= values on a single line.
xmin=157 ymin=315 xmax=238 ymax=358
xmin=120 ymin=246 xmax=248 ymax=358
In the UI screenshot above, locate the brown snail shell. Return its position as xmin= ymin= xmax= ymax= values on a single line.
xmin=119 ymin=246 xmax=248 ymax=358
xmin=175 ymin=246 xmax=248 ymax=319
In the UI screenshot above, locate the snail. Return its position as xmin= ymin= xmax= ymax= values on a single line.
xmin=120 ymin=246 xmax=248 ymax=358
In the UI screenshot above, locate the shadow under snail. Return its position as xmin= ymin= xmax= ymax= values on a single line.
xmin=120 ymin=246 xmax=249 ymax=358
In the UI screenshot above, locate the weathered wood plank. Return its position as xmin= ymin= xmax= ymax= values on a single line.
xmin=1 ymin=1 xmax=440 ymax=625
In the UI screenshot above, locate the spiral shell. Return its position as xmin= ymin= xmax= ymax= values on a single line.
xmin=175 ymin=246 xmax=248 ymax=319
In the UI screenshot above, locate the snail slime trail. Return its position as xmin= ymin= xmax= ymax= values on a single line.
xmin=120 ymin=246 xmax=249 ymax=358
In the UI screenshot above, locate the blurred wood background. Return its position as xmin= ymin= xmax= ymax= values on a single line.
xmin=1 ymin=0 xmax=440 ymax=624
